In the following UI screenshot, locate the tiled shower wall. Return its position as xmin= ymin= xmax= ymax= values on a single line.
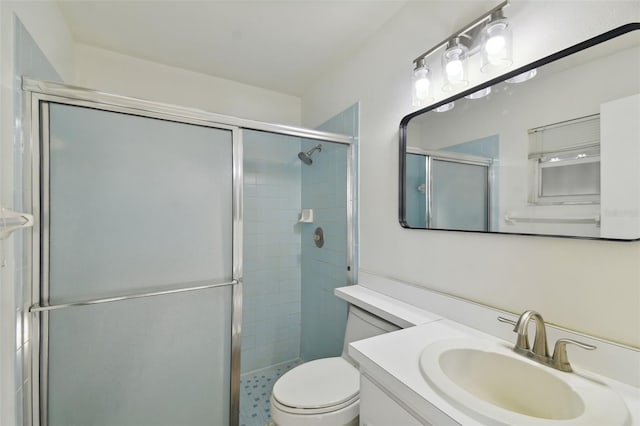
xmin=9 ymin=18 xmax=62 ymax=426
xmin=242 ymin=131 xmax=302 ymax=373
xmin=301 ymin=104 xmax=358 ymax=361
xmin=242 ymin=103 xmax=358 ymax=371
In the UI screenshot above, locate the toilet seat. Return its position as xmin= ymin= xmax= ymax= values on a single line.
xmin=272 ymin=357 xmax=359 ymax=414
xmin=271 ymin=393 xmax=359 ymax=416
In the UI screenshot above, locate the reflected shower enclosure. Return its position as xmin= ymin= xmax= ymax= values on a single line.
xmin=405 ymin=149 xmax=494 ymax=231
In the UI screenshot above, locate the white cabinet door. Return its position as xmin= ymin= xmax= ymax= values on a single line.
xmin=359 ymin=376 xmax=427 ymax=426
xmin=601 ymin=93 xmax=640 ymax=239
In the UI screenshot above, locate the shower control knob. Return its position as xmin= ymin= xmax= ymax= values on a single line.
xmin=313 ymin=227 xmax=324 ymax=248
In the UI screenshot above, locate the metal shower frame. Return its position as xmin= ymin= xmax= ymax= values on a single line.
xmin=22 ymin=78 xmax=356 ymax=426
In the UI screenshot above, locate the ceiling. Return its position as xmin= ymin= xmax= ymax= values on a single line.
xmin=57 ymin=1 xmax=408 ymax=96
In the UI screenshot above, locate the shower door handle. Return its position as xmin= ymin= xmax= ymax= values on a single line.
xmin=30 ymin=279 xmax=238 ymax=313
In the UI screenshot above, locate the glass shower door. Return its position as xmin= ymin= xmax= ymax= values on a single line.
xmin=39 ymin=103 xmax=236 ymax=426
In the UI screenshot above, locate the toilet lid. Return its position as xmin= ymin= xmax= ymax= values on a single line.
xmin=272 ymin=357 xmax=359 ymax=410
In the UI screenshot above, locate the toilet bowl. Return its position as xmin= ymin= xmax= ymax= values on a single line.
xmin=270 ymin=305 xmax=400 ymax=426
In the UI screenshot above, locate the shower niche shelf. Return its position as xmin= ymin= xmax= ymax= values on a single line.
xmin=298 ymin=209 xmax=314 ymax=223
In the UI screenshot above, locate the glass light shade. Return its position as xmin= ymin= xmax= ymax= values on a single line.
xmin=434 ymin=101 xmax=455 ymax=112
xmin=465 ymin=87 xmax=491 ymax=99
xmin=412 ymin=62 xmax=433 ymax=107
xmin=506 ymin=68 xmax=537 ymax=83
xmin=442 ymin=39 xmax=469 ymax=92
xmin=480 ymin=17 xmax=513 ymax=73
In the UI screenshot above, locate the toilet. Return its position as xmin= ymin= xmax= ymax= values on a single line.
xmin=270 ymin=304 xmax=400 ymax=426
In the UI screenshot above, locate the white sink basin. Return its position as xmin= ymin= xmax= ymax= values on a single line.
xmin=420 ymin=339 xmax=631 ymax=425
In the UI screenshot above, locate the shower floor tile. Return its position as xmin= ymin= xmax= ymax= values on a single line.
xmin=240 ymin=359 xmax=302 ymax=426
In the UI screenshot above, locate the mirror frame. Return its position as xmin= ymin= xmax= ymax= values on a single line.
xmin=399 ymin=23 xmax=640 ymax=240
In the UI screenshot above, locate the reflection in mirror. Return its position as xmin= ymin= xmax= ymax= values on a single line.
xmin=400 ymin=25 xmax=640 ymax=240
xmin=406 ymin=149 xmax=494 ymax=231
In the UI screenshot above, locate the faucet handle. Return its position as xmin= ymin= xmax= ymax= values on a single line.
xmin=497 ymin=316 xmax=516 ymax=326
xmin=551 ymin=338 xmax=597 ymax=372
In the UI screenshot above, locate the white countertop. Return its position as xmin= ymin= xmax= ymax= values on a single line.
xmin=335 ymin=285 xmax=442 ymax=327
xmin=337 ymin=284 xmax=640 ymax=425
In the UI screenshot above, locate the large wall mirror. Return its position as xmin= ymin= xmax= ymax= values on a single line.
xmin=400 ymin=24 xmax=640 ymax=240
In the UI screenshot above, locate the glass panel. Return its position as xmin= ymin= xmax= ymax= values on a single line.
xmin=431 ymin=160 xmax=488 ymax=231
xmin=405 ymin=154 xmax=427 ymax=228
xmin=300 ymin=139 xmax=349 ymax=361
xmin=240 ymin=129 xmax=351 ymax=367
xmin=541 ymin=162 xmax=601 ymax=196
xmin=241 ymin=130 xmax=302 ymax=373
xmin=46 ymin=104 xmax=234 ymax=425
xmin=48 ymin=104 xmax=233 ymax=303
xmin=239 ymin=126 xmax=352 ymax=423
xmin=47 ymin=287 xmax=231 ymax=426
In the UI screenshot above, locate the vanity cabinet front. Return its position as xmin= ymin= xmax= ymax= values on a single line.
xmin=359 ymin=376 xmax=429 ymax=426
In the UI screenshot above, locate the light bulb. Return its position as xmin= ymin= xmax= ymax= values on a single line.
xmin=485 ymin=35 xmax=505 ymax=55
xmin=445 ymin=59 xmax=463 ymax=77
xmin=414 ymin=77 xmax=430 ymax=100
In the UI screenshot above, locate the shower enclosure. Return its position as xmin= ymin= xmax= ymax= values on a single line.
xmin=21 ymin=79 xmax=355 ymax=426
xmin=240 ymin=123 xmax=354 ymax=424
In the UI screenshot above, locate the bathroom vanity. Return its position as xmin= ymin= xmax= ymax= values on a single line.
xmin=337 ymin=272 xmax=640 ymax=425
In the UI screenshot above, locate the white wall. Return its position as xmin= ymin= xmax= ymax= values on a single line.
xmin=74 ymin=44 xmax=302 ymax=126
xmin=302 ymin=1 xmax=640 ymax=347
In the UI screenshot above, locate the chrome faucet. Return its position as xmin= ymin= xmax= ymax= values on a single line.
xmin=498 ymin=310 xmax=596 ymax=372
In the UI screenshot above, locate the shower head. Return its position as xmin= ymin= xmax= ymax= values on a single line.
xmin=298 ymin=151 xmax=313 ymax=165
xmin=298 ymin=144 xmax=322 ymax=165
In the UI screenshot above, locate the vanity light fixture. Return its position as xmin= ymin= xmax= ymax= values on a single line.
xmin=411 ymin=0 xmax=512 ymax=107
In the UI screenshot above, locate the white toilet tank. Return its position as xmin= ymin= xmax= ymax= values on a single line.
xmin=341 ymin=305 xmax=400 ymax=363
